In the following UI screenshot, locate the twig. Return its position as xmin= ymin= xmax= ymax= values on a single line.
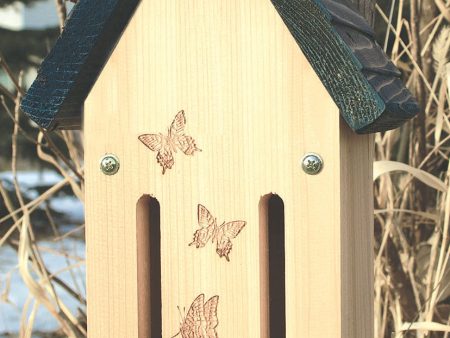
xmin=1 ymin=96 xmax=43 ymax=146
xmin=0 ymin=83 xmax=16 ymax=102
xmin=42 ymin=131 xmax=84 ymax=183
xmin=384 ymin=0 xmax=397 ymax=52
xmin=54 ymin=0 xmax=67 ymax=31
xmin=435 ymin=0 xmax=450 ymax=22
xmin=0 ymin=55 xmax=25 ymax=96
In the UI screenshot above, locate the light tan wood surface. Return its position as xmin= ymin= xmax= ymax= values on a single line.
xmin=85 ymin=1 xmax=373 ymax=337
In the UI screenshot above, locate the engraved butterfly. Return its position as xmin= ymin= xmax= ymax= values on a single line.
xmin=171 ymin=294 xmax=219 ymax=338
xmin=138 ymin=111 xmax=201 ymax=174
xmin=189 ymin=204 xmax=246 ymax=261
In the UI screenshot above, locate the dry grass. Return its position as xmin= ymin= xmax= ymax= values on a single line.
xmin=0 ymin=1 xmax=449 ymax=337
xmin=0 ymin=65 xmax=86 ymax=337
xmin=374 ymin=1 xmax=450 ymax=337
xmin=0 ymin=5 xmax=85 ymax=337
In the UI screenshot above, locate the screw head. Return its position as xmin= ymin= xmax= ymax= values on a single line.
xmin=100 ymin=154 xmax=120 ymax=176
xmin=301 ymin=153 xmax=323 ymax=175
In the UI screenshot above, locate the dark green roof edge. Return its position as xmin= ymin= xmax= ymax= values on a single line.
xmin=21 ymin=0 xmax=418 ymax=133
xmin=271 ymin=0 xmax=419 ymax=133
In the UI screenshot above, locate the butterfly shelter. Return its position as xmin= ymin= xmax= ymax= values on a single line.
xmin=21 ymin=0 xmax=418 ymax=337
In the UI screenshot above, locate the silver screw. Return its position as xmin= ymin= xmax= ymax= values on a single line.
xmin=301 ymin=153 xmax=323 ymax=175
xmin=100 ymin=154 xmax=120 ymax=176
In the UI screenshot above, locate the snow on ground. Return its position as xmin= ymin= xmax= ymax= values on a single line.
xmin=0 ymin=171 xmax=85 ymax=336
xmin=0 ymin=171 xmax=65 ymax=193
xmin=0 ymin=171 xmax=84 ymax=224
xmin=0 ymin=238 xmax=85 ymax=336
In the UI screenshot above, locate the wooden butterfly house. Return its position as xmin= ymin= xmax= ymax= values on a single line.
xmin=21 ymin=0 xmax=418 ymax=337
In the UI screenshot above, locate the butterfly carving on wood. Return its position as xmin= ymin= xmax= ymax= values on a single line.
xmin=189 ymin=204 xmax=246 ymax=261
xmin=139 ymin=110 xmax=201 ymax=174
xmin=171 ymin=294 xmax=219 ymax=338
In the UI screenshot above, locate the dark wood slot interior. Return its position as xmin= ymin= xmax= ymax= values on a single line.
xmin=260 ymin=194 xmax=286 ymax=338
xmin=137 ymin=195 xmax=161 ymax=338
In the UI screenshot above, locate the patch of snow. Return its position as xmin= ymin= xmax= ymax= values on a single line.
xmin=0 ymin=171 xmax=84 ymax=224
xmin=0 ymin=171 xmax=64 ymax=189
xmin=49 ymin=196 xmax=84 ymax=224
xmin=0 ymin=238 xmax=85 ymax=335
xmin=0 ymin=170 xmax=85 ymax=334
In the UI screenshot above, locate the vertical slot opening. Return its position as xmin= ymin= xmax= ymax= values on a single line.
xmin=259 ymin=194 xmax=286 ymax=338
xmin=137 ymin=195 xmax=161 ymax=338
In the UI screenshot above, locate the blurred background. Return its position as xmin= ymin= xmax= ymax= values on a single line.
xmin=0 ymin=0 xmax=450 ymax=337
xmin=0 ymin=1 xmax=85 ymax=337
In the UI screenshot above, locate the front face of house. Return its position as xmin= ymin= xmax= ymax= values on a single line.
xmin=84 ymin=1 xmax=371 ymax=337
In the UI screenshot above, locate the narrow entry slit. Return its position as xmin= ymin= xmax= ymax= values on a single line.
xmin=259 ymin=194 xmax=286 ymax=338
xmin=137 ymin=195 xmax=162 ymax=338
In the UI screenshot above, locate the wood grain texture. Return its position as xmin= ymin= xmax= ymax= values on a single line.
xmin=20 ymin=0 xmax=140 ymax=129
xmin=271 ymin=0 xmax=419 ymax=133
xmin=84 ymin=1 xmax=373 ymax=337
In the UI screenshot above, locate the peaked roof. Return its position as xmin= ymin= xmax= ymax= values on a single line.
xmin=21 ymin=0 xmax=418 ymax=133
xmin=272 ymin=0 xmax=419 ymax=133
xmin=20 ymin=0 xmax=140 ymax=129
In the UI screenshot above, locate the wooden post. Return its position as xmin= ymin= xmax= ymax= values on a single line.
xmin=341 ymin=2 xmax=375 ymax=337
xmin=84 ymin=1 xmax=374 ymax=337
